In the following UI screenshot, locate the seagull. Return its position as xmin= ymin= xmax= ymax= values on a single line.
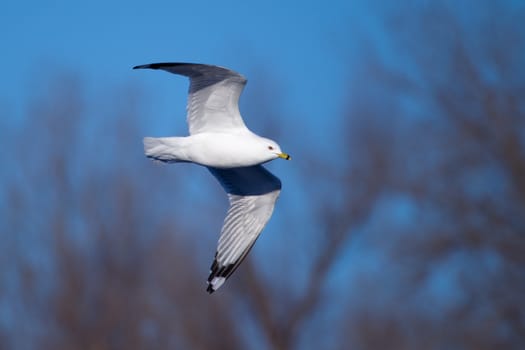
xmin=133 ymin=62 xmax=291 ymax=293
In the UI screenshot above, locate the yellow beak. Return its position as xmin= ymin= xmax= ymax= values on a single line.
xmin=278 ymin=152 xmax=291 ymax=160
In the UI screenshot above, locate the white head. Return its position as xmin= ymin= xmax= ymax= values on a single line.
xmin=259 ymin=137 xmax=291 ymax=162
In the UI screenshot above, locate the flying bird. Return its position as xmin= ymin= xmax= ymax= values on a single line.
xmin=133 ymin=62 xmax=291 ymax=293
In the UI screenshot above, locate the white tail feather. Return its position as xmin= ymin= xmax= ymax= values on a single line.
xmin=143 ymin=137 xmax=186 ymax=163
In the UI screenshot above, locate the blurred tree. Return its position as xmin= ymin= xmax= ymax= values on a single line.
xmin=1 ymin=2 xmax=524 ymax=350
xmin=330 ymin=3 xmax=525 ymax=349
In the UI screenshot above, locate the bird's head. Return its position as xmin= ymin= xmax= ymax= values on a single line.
xmin=262 ymin=138 xmax=291 ymax=161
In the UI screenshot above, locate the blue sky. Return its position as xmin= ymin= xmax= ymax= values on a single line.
xmin=1 ymin=0 xmax=367 ymax=138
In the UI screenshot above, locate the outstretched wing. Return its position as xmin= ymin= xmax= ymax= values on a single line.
xmin=206 ymin=165 xmax=282 ymax=293
xmin=133 ymin=62 xmax=248 ymax=135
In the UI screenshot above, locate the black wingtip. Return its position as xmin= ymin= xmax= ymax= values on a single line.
xmin=132 ymin=62 xmax=184 ymax=71
xmin=133 ymin=64 xmax=149 ymax=70
xmin=206 ymin=284 xmax=215 ymax=294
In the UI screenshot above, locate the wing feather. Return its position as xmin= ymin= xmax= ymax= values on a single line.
xmin=206 ymin=165 xmax=281 ymax=293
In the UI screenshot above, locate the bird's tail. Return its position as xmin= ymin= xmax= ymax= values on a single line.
xmin=143 ymin=137 xmax=187 ymax=163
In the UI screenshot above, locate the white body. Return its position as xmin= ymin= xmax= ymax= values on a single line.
xmin=144 ymin=132 xmax=281 ymax=168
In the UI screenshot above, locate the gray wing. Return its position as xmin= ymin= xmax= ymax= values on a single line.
xmin=206 ymin=165 xmax=281 ymax=293
xmin=133 ymin=62 xmax=248 ymax=135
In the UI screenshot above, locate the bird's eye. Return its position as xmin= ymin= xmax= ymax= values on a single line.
xmin=268 ymin=146 xmax=274 ymax=150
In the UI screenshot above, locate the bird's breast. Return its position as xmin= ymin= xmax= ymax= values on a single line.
xmin=185 ymin=133 xmax=271 ymax=168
